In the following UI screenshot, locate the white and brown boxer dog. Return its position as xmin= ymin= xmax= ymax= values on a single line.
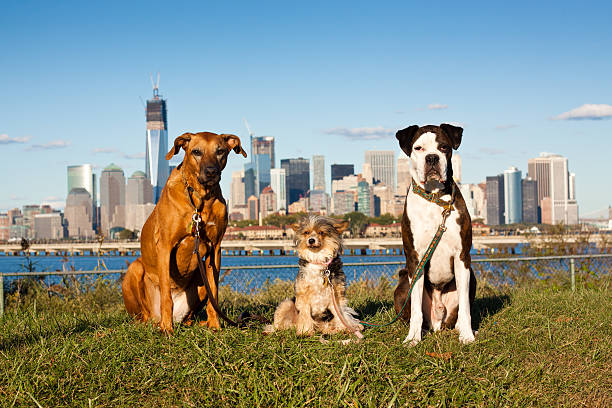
xmin=394 ymin=124 xmax=477 ymax=345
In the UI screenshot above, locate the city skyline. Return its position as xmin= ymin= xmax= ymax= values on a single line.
xmin=1 ymin=2 xmax=611 ymax=218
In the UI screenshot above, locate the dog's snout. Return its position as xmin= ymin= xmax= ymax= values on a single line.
xmin=425 ymin=154 xmax=439 ymax=165
xmin=308 ymin=238 xmax=316 ymax=245
xmin=204 ymin=166 xmax=219 ymax=177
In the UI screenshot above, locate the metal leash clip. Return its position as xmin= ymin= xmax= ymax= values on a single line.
xmin=322 ymin=269 xmax=331 ymax=287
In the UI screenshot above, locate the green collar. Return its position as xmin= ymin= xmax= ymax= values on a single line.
xmin=411 ymin=179 xmax=455 ymax=211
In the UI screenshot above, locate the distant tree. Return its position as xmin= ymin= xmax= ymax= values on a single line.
xmin=342 ymin=212 xmax=368 ymax=236
xmin=370 ymin=213 xmax=399 ymax=225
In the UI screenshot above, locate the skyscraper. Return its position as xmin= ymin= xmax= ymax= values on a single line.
xmin=357 ymin=180 xmax=373 ymax=216
xmin=365 ymin=150 xmax=395 ymax=187
xmin=67 ymin=164 xmax=97 ymax=230
xmin=331 ymin=164 xmax=354 ymax=185
xmin=250 ymin=136 xmax=275 ymax=196
xmin=254 ymin=153 xmax=271 ymax=195
xmin=503 ymin=167 xmax=522 ymax=224
xmin=145 ymin=82 xmax=169 ymax=203
xmin=65 ymin=188 xmax=95 ymax=238
xmin=486 ymin=175 xmax=504 ymax=225
xmin=528 ymin=154 xmax=578 ymax=224
xmin=126 ymin=171 xmax=154 ymax=205
xmin=396 ymin=156 xmax=411 ymax=194
xmin=312 ymin=155 xmax=325 ymax=192
xmin=281 ymin=158 xmax=310 ymax=205
xmin=522 ymin=177 xmax=539 ymax=223
xmin=270 ymin=168 xmax=287 ymax=213
xmin=230 ymin=170 xmax=246 ymax=211
xmin=100 ymin=163 xmax=125 ymax=235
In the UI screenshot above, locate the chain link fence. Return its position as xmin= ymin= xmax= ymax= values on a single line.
xmin=1 ymin=253 xmax=611 ymax=317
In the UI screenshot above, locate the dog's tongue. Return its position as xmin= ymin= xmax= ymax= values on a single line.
xmin=424 ymin=179 xmax=444 ymax=192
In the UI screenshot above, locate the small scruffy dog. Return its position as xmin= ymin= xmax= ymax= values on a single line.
xmin=265 ymin=215 xmax=363 ymax=336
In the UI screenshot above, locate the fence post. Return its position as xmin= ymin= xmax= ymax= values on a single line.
xmin=570 ymin=258 xmax=575 ymax=292
xmin=0 ymin=274 xmax=4 ymax=317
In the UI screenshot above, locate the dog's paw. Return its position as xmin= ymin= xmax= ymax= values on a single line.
xmin=402 ymin=326 xmax=422 ymax=346
xmin=459 ymin=330 xmax=476 ymax=344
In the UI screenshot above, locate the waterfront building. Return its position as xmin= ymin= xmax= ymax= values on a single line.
xmin=230 ymin=170 xmax=246 ymax=211
xmin=365 ymin=150 xmax=395 ymax=188
xmin=125 ymin=171 xmax=154 ymax=233
xmin=459 ymin=184 xmax=486 ymax=220
xmin=331 ymin=164 xmax=354 ymax=187
xmin=145 ymin=83 xmax=169 ymax=203
xmin=34 ymin=213 xmax=64 ymax=240
xmin=396 ymin=156 xmax=411 ymax=195
xmin=373 ymin=184 xmax=394 ymax=216
xmin=522 ymin=177 xmax=539 ymax=224
xmin=21 ymin=204 xmax=41 ymax=239
xmin=270 ymin=168 xmax=287 ymax=213
xmin=254 ymin=153 xmax=271 ymax=195
xmin=67 ymin=164 xmax=97 ymax=230
xmin=332 ymin=191 xmax=355 ymax=215
xmin=100 ymin=163 xmax=125 ymax=235
xmin=528 ymin=153 xmax=578 ymax=224
xmin=280 ymin=158 xmax=310 ymax=205
xmin=486 ymin=175 xmax=504 ymax=225
xmin=65 ymin=188 xmax=95 ymax=238
xmin=357 ymin=180 xmax=373 ymax=217
xmin=252 ymin=136 xmax=275 ymax=169
xmin=312 ymin=155 xmax=326 ymax=192
xmin=0 ymin=213 xmax=9 ymax=241
xmin=307 ymin=190 xmax=329 ymax=214
xmin=247 ymin=195 xmax=259 ymax=220
xmin=259 ymin=186 xmax=277 ymax=220
xmin=503 ymin=167 xmax=522 ymax=224
xmin=288 ymin=197 xmax=307 ymax=214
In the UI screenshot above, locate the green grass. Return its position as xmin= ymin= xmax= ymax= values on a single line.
xmin=0 ymin=278 xmax=610 ymax=407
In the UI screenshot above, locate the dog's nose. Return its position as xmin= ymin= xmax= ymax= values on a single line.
xmin=204 ymin=167 xmax=219 ymax=178
xmin=425 ymin=154 xmax=439 ymax=165
xmin=308 ymin=238 xmax=316 ymax=245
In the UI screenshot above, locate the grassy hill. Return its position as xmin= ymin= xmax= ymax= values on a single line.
xmin=0 ymin=278 xmax=610 ymax=407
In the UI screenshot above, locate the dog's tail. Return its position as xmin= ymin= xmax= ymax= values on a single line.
xmin=263 ymin=298 xmax=298 ymax=333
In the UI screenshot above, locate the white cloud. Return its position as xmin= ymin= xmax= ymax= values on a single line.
xmin=123 ymin=152 xmax=145 ymax=160
xmin=494 ymin=124 xmax=518 ymax=130
xmin=428 ymin=104 xmax=448 ymax=110
xmin=324 ymin=126 xmax=394 ymax=140
xmin=27 ymin=140 xmax=71 ymax=151
xmin=0 ymin=134 xmax=31 ymax=144
xmin=552 ymin=104 xmax=612 ymax=120
xmin=92 ymin=147 xmax=118 ymax=154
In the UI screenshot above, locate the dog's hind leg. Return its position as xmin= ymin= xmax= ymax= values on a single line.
xmin=264 ymin=298 xmax=298 ymax=333
xmin=122 ymin=258 xmax=149 ymax=321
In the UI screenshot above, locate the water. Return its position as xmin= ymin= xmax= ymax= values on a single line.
xmin=0 ymin=254 xmax=406 ymax=293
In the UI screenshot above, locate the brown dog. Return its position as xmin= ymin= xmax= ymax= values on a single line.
xmin=122 ymin=131 xmax=247 ymax=333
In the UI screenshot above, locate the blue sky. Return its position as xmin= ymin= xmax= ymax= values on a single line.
xmin=1 ymin=1 xmax=611 ymax=217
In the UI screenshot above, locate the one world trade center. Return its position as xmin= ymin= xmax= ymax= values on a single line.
xmin=145 ymin=78 xmax=169 ymax=203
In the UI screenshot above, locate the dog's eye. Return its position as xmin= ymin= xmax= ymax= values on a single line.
xmin=303 ymin=230 xmax=310 ymax=235
xmin=439 ymin=145 xmax=450 ymax=152
xmin=216 ymin=148 xmax=227 ymax=156
xmin=414 ymin=146 xmax=422 ymax=151
xmin=192 ymin=149 xmax=202 ymax=156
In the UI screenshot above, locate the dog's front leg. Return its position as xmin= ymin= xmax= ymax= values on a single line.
xmin=403 ymin=273 xmax=425 ymax=345
xmin=159 ymin=250 xmax=174 ymax=334
xmin=204 ymin=243 xmax=221 ymax=329
xmin=294 ymin=298 xmax=314 ymax=336
xmin=454 ymin=258 xmax=475 ymax=344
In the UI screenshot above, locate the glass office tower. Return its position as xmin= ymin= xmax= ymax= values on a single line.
xmin=146 ymin=86 xmax=169 ymax=203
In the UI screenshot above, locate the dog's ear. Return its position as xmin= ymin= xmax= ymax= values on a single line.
xmin=222 ymin=134 xmax=248 ymax=158
xmin=396 ymin=125 xmax=420 ymax=156
xmin=333 ymin=219 xmax=350 ymax=234
xmin=440 ymin=123 xmax=463 ymax=150
xmin=166 ymin=133 xmax=193 ymax=160
xmin=289 ymin=223 xmax=300 ymax=232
